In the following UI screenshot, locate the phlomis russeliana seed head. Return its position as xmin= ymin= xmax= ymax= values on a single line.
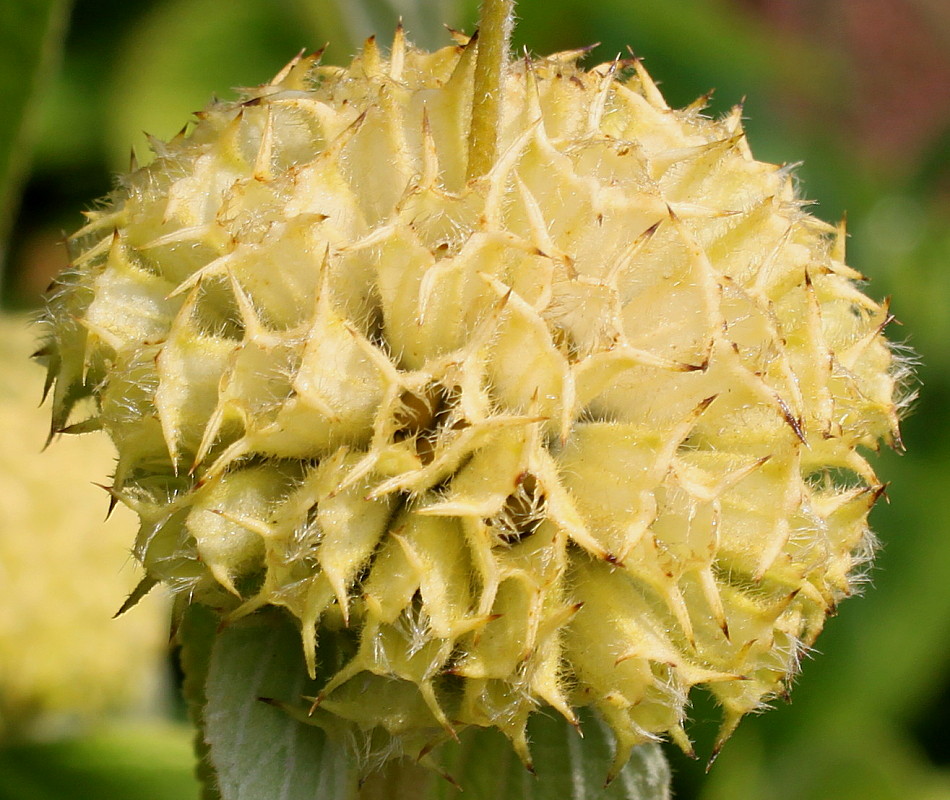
xmin=39 ymin=29 xmax=908 ymax=774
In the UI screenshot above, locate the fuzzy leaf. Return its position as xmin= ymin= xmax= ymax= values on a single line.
xmin=203 ymin=610 xmax=359 ymax=800
xmin=434 ymin=712 xmax=671 ymax=800
xmin=179 ymin=603 xmax=223 ymax=800
xmin=358 ymin=712 xmax=671 ymax=800
xmin=200 ymin=608 xmax=670 ymax=800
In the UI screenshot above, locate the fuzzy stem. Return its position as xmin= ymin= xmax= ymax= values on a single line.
xmin=466 ymin=0 xmax=516 ymax=180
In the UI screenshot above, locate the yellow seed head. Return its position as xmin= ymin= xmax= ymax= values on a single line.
xmin=39 ymin=31 xmax=905 ymax=770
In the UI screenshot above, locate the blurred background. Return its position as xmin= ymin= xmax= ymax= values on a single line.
xmin=2 ymin=0 xmax=948 ymax=797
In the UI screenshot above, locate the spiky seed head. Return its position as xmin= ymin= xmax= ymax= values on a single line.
xmin=38 ymin=31 xmax=905 ymax=772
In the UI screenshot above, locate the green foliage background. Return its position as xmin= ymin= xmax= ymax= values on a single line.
xmin=2 ymin=0 xmax=949 ymax=798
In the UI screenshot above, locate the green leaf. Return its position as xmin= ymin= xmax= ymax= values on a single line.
xmin=357 ymin=712 xmax=671 ymax=799
xmin=200 ymin=609 xmax=670 ymax=800
xmin=203 ymin=613 xmax=670 ymax=800
xmin=431 ymin=711 xmax=670 ymax=800
xmin=203 ymin=610 xmax=358 ymax=800
xmin=0 ymin=0 xmax=70 ymax=276
xmin=179 ymin=603 xmax=224 ymax=800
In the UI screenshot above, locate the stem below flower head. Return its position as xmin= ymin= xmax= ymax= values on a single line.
xmin=467 ymin=0 xmax=516 ymax=180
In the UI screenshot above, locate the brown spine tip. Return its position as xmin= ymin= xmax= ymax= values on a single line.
xmin=92 ymin=482 xmax=121 ymax=519
xmin=444 ymin=25 xmax=472 ymax=46
xmin=679 ymin=360 xmax=707 ymax=372
xmin=685 ymin=88 xmax=715 ymax=112
xmin=307 ymin=694 xmax=326 ymax=715
xmin=871 ymin=482 xmax=890 ymax=504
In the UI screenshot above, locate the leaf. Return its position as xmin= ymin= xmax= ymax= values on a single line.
xmin=179 ymin=603 xmax=224 ymax=800
xmin=0 ymin=0 xmax=70 ymax=275
xmin=346 ymin=706 xmax=672 ymax=800
xmin=431 ymin=711 xmax=671 ymax=800
xmin=358 ymin=712 xmax=671 ymax=800
xmin=201 ymin=607 xmax=670 ymax=800
xmin=203 ymin=610 xmax=359 ymax=800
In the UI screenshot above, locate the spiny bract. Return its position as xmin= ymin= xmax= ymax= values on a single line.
xmin=40 ymin=29 xmax=903 ymax=773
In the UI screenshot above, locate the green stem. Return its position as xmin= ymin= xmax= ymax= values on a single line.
xmin=466 ymin=0 xmax=516 ymax=180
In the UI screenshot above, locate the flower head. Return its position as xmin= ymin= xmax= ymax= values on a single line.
xmin=39 ymin=29 xmax=904 ymax=772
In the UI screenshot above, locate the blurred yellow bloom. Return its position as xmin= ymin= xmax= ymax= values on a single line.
xmin=1 ymin=313 xmax=169 ymax=739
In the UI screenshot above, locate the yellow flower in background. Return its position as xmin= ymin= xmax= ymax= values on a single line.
xmin=38 ymin=27 xmax=905 ymax=775
xmin=1 ymin=314 xmax=169 ymax=739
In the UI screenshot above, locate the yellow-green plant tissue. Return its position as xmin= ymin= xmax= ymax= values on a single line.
xmin=38 ymin=27 xmax=906 ymax=775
